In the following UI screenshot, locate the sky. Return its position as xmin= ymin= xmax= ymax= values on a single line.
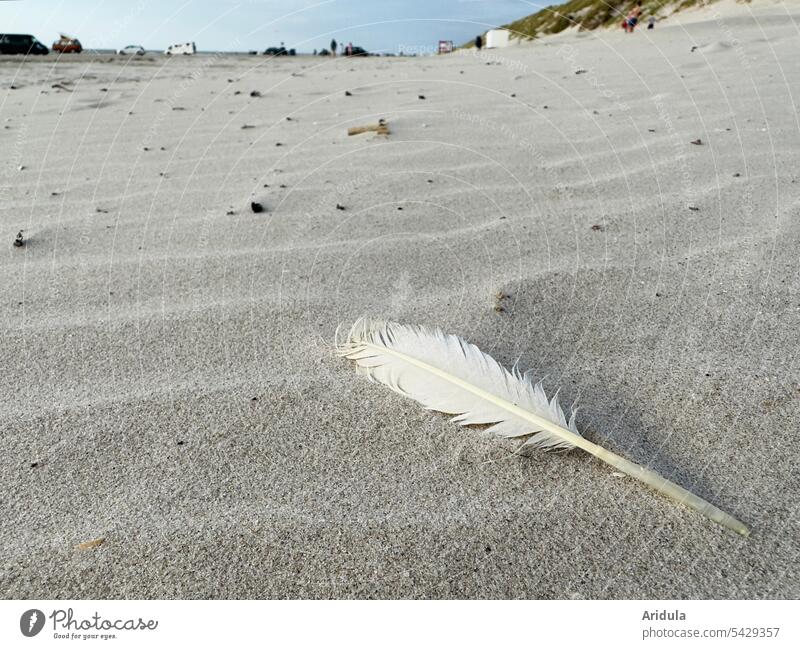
xmin=0 ymin=0 xmax=544 ymax=53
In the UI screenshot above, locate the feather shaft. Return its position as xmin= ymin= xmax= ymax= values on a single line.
xmin=356 ymin=337 xmax=749 ymax=537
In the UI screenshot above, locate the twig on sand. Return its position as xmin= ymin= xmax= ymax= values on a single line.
xmin=348 ymin=118 xmax=389 ymax=137
xmin=75 ymin=538 xmax=105 ymax=551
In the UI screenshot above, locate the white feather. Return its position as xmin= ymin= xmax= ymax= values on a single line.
xmin=337 ymin=317 xmax=750 ymax=536
xmin=337 ymin=318 xmax=580 ymax=451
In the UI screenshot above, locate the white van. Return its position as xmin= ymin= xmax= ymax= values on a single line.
xmin=484 ymin=29 xmax=510 ymax=49
xmin=165 ymin=42 xmax=196 ymax=55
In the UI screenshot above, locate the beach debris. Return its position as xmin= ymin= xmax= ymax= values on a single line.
xmin=251 ymin=201 xmax=265 ymax=213
xmin=590 ymin=224 xmax=603 ymax=231
xmin=344 ymin=90 xmax=353 ymax=96
xmin=347 ymin=118 xmax=389 ymax=137
xmin=250 ymin=90 xmax=262 ymax=98
xmin=690 ymin=45 xmax=699 ymax=52
xmin=177 ymin=440 xmax=185 ymax=446
xmin=17 ymin=165 xmax=25 ymax=171
xmin=240 ymin=124 xmax=255 ymax=129
xmin=51 ymin=83 xmax=72 ymax=92
xmin=688 ymin=205 xmax=700 ymax=211
xmin=574 ymin=69 xmax=588 ymax=75
xmin=30 ymin=462 xmax=39 ymax=468
xmin=493 ymin=305 xmax=505 ymax=313
xmin=13 ymin=231 xmax=25 ymax=247
xmin=510 ymin=93 xmax=516 ymax=98
xmin=733 ymin=172 xmax=741 ymax=177
xmin=75 ymin=537 xmax=105 ymax=551
xmin=226 ymin=210 xmax=235 ymax=215
xmin=336 ymin=203 xmax=346 ymax=211
xmin=234 ymin=90 xmax=241 ymax=95
xmin=275 ymin=142 xmax=283 ymax=146
xmin=690 ymin=138 xmax=703 ymax=145
xmin=418 ymin=94 xmax=426 ymax=100
xmin=338 ymin=319 xmax=751 ymax=536
xmin=612 ymin=472 xmax=626 ymax=478
xmin=172 ymin=106 xmax=186 ymax=111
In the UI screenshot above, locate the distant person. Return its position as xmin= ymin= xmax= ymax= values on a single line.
xmin=331 ymin=38 xmax=337 ymax=57
xmin=623 ymin=2 xmax=643 ymax=33
xmin=647 ymin=16 xmax=656 ymax=30
xmin=475 ymin=34 xmax=483 ymax=50
xmin=313 ymin=48 xmax=317 ymax=55
xmin=346 ymin=42 xmax=353 ymax=56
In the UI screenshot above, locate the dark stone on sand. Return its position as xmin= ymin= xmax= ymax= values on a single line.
xmin=251 ymin=202 xmax=264 ymax=213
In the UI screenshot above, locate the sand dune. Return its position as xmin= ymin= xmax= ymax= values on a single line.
xmin=2 ymin=2 xmax=799 ymax=598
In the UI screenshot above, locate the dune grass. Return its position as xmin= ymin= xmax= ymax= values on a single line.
xmin=463 ymin=0 xmax=722 ymax=45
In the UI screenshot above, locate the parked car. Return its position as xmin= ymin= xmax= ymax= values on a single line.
xmin=118 ymin=44 xmax=145 ymax=56
xmin=0 ymin=33 xmax=49 ymax=55
xmin=263 ymin=45 xmax=287 ymax=56
xmin=52 ymin=34 xmax=82 ymax=53
xmin=346 ymin=46 xmax=369 ymax=57
xmin=165 ymin=42 xmax=196 ymax=55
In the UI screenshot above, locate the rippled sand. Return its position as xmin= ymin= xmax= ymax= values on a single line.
xmin=2 ymin=1 xmax=799 ymax=598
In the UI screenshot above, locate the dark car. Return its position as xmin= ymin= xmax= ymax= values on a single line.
xmin=262 ymin=45 xmax=296 ymax=56
xmin=346 ymin=46 xmax=369 ymax=57
xmin=0 ymin=33 xmax=49 ymax=55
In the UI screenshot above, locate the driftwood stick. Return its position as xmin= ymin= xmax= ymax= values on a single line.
xmin=347 ymin=119 xmax=389 ymax=136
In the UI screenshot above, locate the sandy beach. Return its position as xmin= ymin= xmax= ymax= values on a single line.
xmin=2 ymin=0 xmax=799 ymax=598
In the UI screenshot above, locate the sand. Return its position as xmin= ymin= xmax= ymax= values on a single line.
xmin=2 ymin=0 xmax=799 ymax=599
